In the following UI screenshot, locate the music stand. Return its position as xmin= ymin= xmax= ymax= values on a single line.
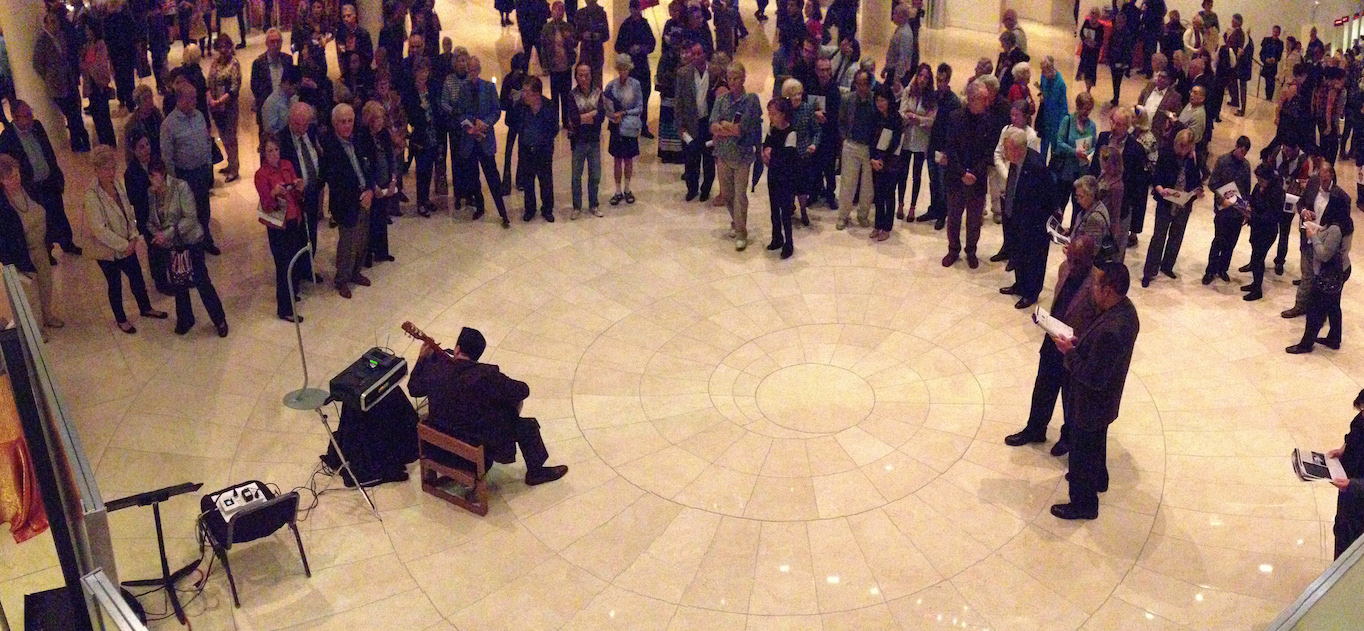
xmin=106 ymin=482 xmax=204 ymax=626
xmin=280 ymin=248 xmax=380 ymax=520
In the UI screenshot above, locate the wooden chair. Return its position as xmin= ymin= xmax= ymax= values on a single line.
xmin=416 ymin=422 xmax=489 ymax=516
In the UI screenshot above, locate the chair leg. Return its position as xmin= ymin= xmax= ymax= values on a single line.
xmin=289 ymin=522 xmax=312 ymax=578
xmin=219 ymin=549 xmax=241 ymax=608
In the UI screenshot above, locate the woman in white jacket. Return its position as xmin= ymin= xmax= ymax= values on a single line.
xmin=84 ymin=145 xmax=167 ymax=334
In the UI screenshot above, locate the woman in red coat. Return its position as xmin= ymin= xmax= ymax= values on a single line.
xmin=255 ymin=133 xmax=308 ymax=322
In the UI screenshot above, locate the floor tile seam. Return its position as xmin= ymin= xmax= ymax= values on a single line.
xmin=991 ymin=531 xmax=1139 ymax=624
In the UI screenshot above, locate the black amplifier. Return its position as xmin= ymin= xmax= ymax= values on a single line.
xmin=329 ymin=347 xmax=408 ymax=411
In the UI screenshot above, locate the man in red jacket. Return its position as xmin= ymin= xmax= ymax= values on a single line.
xmin=408 ymin=327 xmax=569 ymax=486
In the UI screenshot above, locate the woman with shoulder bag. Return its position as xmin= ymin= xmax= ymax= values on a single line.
xmin=1070 ymin=175 xmax=1115 ymax=263
xmin=1289 ymin=161 xmax=1353 ymax=354
xmin=255 ymin=133 xmax=307 ymax=322
xmin=147 ymin=159 xmax=228 ymax=337
xmin=1051 ymin=92 xmax=1097 ymax=224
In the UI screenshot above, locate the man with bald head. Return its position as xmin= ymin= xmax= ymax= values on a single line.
xmin=321 ymin=103 xmax=376 ymax=298
xmin=278 ymin=101 xmax=323 ymax=282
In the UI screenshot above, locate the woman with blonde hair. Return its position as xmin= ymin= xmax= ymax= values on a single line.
xmin=362 ymin=100 xmax=397 ymax=265
xmin=0 ymin=156 xmax=63 ymax=335
xmin=85 ymin=145 xmax=167 ymax=334
xmin=208 ymin=34 xmax=243 ymax=182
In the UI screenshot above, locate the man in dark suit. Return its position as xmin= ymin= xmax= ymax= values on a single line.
xmin=277 ymin=102 xmax=322 ymax=283
xmin=407 ymin=326 xmax=568 ymax=485
xmin=998 ymin=129 xmax=1057 ymax=309
xmin=994 ymin=31 xmax=1029 ymax=97
xmin=1260 ymin=26 xmax=1284 ymax=101
xmin=454 ymin=57 xmax=510 ymax=226
xmin=320 ymin=103 xmax=375 ymax=299
xmin=1051 ymin=262 xmax=1140 ymax=520
xmin=250 ymin=29 xmax=295 ymax=132
xmin=917 ymin=63 xmax=959 ymax=228
xmin=0 ymin=101 xmax=81 ymax=260
xmin=1005 ymin=235 xmax=1101 ymax=454
xmin=614 ymin=0 xmax=656 ymax=136
xmin=942 ymin=80 xmax=994 ymax=268
xmin=335 ymin=4 xmax=374 ymax=82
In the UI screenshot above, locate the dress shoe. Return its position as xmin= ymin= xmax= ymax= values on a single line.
xmin=1243 ymin=290 xmax=1262 ymax=301
xmin=1050 ymin=503 xmax=1098 ymax=520
xmin=836 ymin=218 xmax=849 ymax=230
xmin=1050 ymin=440 xmax=1070 ymax=456
xmin=1239 ymin=263 xmax=1252 ymax=273
xmin=966 ymin=254 xmax=979 ymax=269
xmin=1275 ymin=262 xmax=1285 ymax=275
xmin=780 ymin=247 xmax=793 ymax=259
xmin=502 ymin=218 xmax=511 ymax=228
xmin=934 ymin=217 xmax=945 ymax=230
xmin=857 ymin=217 xmax=871 ymax=228
xmin=1317 ymin=337 xmax=1342 ymax=350
xmin=999 ymin=286 xmax=1019 ymax=295
xmin=352 ymin=274 xmax=372 ymax=287
xmin=991 ymin=213 xmax=1002 ymax=224
xmin=313 ymin=273 xmax=325 ymax=284
xmin=544 ymin=212 xmax=555 ymax=222
xmin=471 ymin=207 xmax=485 ymax=221
xmin=641 ymin=130 xmax=655 ymax=139
xmin=989 ymin=251 xmax=1009 ymax=263
xmin=337 ymin=285 xmax=352 ymax=299
xmin=942 ymin=253 xmax=958 ymax=267
xmin=140 ymin=309 xmax=168 ymax=319
xmin=204 ymin=244 xmax=221 ymax=256
xmin=62 ymin=244 xmax=82 ymax=256
xmin=698 ymin=191 xmax=710 ymax=202
xmin=1281 ymin=307 xmax=1305 ymax=319
xmin=118 ymin=321 xmax=138 ymax=335
xmin=914 ymin=213 xmax=936 ymax=223
xmin=826 ymin=197 xmax=838 ymax=210
xmin=1240 ymin=283 xmax=1256 ymax=292
xmin=1286 ymin=344 xmax=1313 ymax=354
xmin=216 ymin=322 xmax=230 ymax=338
xmin=525 ymin=464 xmax=569 ymax=486
xmin=1141 ymin=277 xmax=1151 ymax=288
xmin=280 ymin=314 xmax=304 ymax=323
xmin=1014 ymin=297 xmax=1036 ymax=309
xmin=1004 ymin=261 xmax=1016 ymax=272
xmin=522 ymin=211 xmax=535 ymax=222
xmin=767 ymin=241 xmax=783 ymax=251
xmin=1160 ymin=268 xmax=1177 ymax=279
xmin=1127 ymin=233 xmax=1138 ymax=248
xmin=1218 ymin=272 xmax=1230 ymax=282
xmin=378 ymin=255 xmax=395 ymax=263
xmin=1004 ymin=430 xmax=1046 ymax=446
xmin=1201 ymin=273 xmax=1214 ymax=285
xmin=800 ymin=211 xmax=810 ymax=227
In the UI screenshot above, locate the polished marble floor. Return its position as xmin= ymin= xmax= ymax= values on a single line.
xmin=0 ymin=1 xmax=1358 ymax=630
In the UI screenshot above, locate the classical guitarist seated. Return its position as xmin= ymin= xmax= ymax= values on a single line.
xmin=407 ymin=327 xmax=569 ymax=486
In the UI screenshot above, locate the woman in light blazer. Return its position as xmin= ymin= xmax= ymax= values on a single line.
xmin=147 ymin=160 xmax=228 ymax=337
xmin=85 ymin=145 xmax=167 ymax=334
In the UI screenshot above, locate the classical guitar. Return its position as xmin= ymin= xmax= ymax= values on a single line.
xmin=401 ymin=321 xmax=453 ymax=360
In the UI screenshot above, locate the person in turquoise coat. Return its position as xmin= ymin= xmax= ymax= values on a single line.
xmin=1036 ymin=56 xmax=1068 ymax=162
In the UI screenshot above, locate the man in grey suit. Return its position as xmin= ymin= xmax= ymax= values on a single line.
xmin=1050 ymin=262 xmax=1140 ymax=520
xmin=675 ymin=42 xmax=717 ymax=201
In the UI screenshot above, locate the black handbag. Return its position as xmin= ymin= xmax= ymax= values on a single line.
xmin=211 ymin=136 xmax=225 ymax=165
xmin=1314 ymin=256 xmax=1347 ymax=295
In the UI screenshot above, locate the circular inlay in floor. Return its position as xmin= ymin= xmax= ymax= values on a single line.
xmin=755 ymin=364 xmax=875 ymax=434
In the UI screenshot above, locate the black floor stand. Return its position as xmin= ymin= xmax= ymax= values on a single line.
xmin=106 ymin=482 xmax=204 ymax=626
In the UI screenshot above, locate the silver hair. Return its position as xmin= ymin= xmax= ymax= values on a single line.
xmin=1011 ymin=62 xmax=1030 ymax=80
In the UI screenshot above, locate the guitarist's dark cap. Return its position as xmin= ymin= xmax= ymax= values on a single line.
xmin=457 ymin=327 xmax=487 ymax=361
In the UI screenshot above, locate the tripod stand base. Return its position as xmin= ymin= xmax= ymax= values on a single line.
xmin=284 ymin=388 xmax=331 ymax=411
xmin=122 ymin=558 xmax=200 ymax=625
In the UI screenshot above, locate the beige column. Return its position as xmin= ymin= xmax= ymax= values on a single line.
xmin=357 ymin=0 xmax=383 ymax=42
xmin=0 ymin=1 xmax=64 ymax=142
xmin=863 ymin=0 xmax=892 ymax=45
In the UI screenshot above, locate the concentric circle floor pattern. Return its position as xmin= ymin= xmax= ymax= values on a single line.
xmin=0 ymin=6 xmax=1357 ymax=631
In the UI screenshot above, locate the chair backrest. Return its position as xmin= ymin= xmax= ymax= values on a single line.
xmin=418 ymin=422 xmax=484 ymax=470
xmin=226 ymin=491 xmax=300 ymax=545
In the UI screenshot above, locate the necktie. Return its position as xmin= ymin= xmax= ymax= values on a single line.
xmin=298 ymin=135 xmax=317 ymax=186
xmin=1005 ymin=164 xmax=1020 ymax=217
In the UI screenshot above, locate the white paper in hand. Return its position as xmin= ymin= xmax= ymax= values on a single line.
xmin=681 ymin=131 xmax=694 ymax=144
xmin=785 ymin=132 xmax=797 ymax=148
xmin=877 ymin=129 xmax=893 ymax=152
xmin=1284 ymin=193 xmax=1300 ymax=213
xmin=1046 ymin=215 xmax=1070 ymax=245
xmin=1162 ymin=188 xmax=1195 ymax=206
xmin=1032 ymin=306 xmax=1074 ymax=339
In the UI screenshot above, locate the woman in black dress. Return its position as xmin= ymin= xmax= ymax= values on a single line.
xmin=1107 ymin=12 xmax=1135 ymax=107
xmin=1077 ymin=7 xmax=1104 ymax=94
xmin=1329 ymin=389 xmax=1364 ymax=558
xmin=763 ymin=98 xmax=797 ymax=258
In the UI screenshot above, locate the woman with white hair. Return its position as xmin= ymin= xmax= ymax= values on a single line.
xmin=605 ymin=54 xmax=644 ymax=207
xmin=1036 ymin=56 xmax=1067 ymax=160
xmin=782 ymin=77 xmax=822 ymax=226
xmin=1006 ymin=62 xmax=1035 ymax=120
xmin=84 ymin=145 xmax=167 ymax=334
